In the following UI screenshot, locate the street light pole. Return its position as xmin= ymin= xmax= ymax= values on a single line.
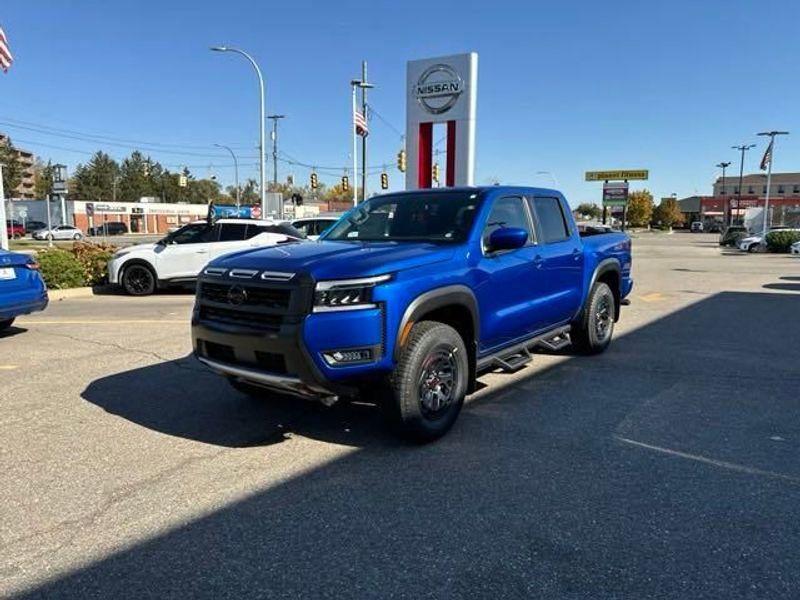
xmin=756 ymin=130 xmax=789 ymax=237
xmin=716 ymin=161 xmax=732 ymax=225
xmin=731 ymin=144 xmax=755 ymax=226
xmin=210 ymin=45 xmax=267 ymax=218
xmin=351 ymin=76 xmax=374 ymax=204
xmin=214 ymin=144 xmax=240 ymax=211
xmin=267 ymin=114 xmax=285 ymax=193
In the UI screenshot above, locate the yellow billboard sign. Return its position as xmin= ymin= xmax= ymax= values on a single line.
xmin=585 ymin=170 xmax=648 ymax=182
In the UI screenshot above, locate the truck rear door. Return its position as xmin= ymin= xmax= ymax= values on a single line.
xmin=527 ymin=195 xmax=584 ymax=327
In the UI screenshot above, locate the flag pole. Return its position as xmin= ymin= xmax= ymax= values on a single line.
xmin=0 ymin=164 xmax=8 ymax=251
xmin=351 ymin=82 xmax=358 ymax=207
xmin=757 ymin=130 xmax=789 ymax=239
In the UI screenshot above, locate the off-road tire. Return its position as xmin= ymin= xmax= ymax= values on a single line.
xmin=122 ymin=263 xmax=156 ymax=296
xmin=571 ymin=281 xmax=615 ymax=355
xmin=383 ymin=321 xmax=469 ymax=443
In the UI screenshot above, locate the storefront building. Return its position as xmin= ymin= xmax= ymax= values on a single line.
xmin=72 ymin=201 xmax=210 ymax=234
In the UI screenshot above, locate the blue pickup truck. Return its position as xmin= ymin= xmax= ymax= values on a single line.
xmin=192 ymin=187 xmax=632 ymax=441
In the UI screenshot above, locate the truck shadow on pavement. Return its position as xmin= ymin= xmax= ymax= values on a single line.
xmin=21 ymin=290 xmax=800 ymax=598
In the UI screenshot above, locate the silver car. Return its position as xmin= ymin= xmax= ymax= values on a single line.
xmin=33 ymin=225 xmax=84 ymax=241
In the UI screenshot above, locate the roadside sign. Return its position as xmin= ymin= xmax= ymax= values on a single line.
xmin=586 ymin=170 xmax=648 ymax=182
xmin=602 ymin=182 xmax=629 ymax=207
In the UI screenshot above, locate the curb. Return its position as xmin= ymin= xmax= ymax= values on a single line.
xmin=48 ymin=287 xmax=96 ymax=300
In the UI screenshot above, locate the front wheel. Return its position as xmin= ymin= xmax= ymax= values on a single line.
xmin=571 ymin=281 xmax=615 ymax=355
xmin=382 ymin=321 xmax=469 ymax=442
xmin=122 ymin=264 xmax=156 ymax=296
xmin=747 ymin=244 xmax=760 ymax=253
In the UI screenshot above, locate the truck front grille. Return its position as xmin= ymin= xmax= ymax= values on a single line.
xmin=200 ymin=282 xmax=290 ymax=310
xmin=199 ymin=305 xmax=284 ymax=331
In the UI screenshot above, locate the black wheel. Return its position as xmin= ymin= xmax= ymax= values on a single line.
xmin=46 ymin=233 xmax=53 ymax=241
xmin=73 ymin=233 xmax=82 ymax=240
xmin=383 ymin=321 xmax=469 ymax=442
xmin=0 ymin=318 xmax=15 ymax=331
xmin=747 ymin=244 xmax=759 ymax=253
xmin=122 ymin=263 xmax=156 ymax=296
xmin=571 ymin=281 xmax=615 ymax=355
xmin=12 ymin=233 xmax=21 ymax=240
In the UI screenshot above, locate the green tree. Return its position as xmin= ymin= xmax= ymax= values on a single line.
xmin=575 ymin=202 xmax=602 ymax=220
xmin=73 ymin=151 xmax=120 ymax=201
xmin=186 ymin=178 xmax=221 ymax=204
xmin=118 ymin=151 xmax=160 ymax=202
xmin=33 ymin=159 xmax=54 ymax=198
xmin=626 ymin=189 xmax=654 ymax=227
xmin=652 ymin=197 xmax=684 ymax=229
xmin=0 ymin=137 xmax=24 ymax=198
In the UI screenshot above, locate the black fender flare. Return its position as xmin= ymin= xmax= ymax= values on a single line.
xmin=576 ymin=258 xmax=622 ymax=322
xmin=393 ymin=285 xmax=480 ymax=361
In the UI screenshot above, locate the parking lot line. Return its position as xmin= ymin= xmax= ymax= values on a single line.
xmin=638 ymin=292 xmax=664 ymax=302
xmin=0 ymin=365 xmax=18 ymax=370
xmin=16 ymin=319 xmax=188 ymax=325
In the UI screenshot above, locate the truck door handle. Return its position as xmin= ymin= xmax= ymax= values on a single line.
xmin=533 ymin=255 xmax=544 ymax=269
xmin=196 ymin=250 xmax=208 ymax=254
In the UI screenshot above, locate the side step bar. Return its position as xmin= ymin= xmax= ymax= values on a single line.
xmin=476 ymin=325 xmax=571 ymax=374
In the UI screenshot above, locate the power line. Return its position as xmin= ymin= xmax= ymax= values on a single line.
xmin=365 ymin=103 xmax=404 ymax=139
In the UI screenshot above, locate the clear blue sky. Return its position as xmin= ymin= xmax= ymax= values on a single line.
xmin=2 ymin=0 xmax=799 ymax=204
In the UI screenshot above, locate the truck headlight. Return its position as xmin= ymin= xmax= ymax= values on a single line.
xmin=313 ymin=274 xmax=391 ymax=312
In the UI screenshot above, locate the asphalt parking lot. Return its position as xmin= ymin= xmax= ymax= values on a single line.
xmin=2 ymin=233 xmax=799 ymax=599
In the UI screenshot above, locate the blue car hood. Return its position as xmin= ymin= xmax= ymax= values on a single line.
xmin=210 ymin=240 xmax=456 ymax=280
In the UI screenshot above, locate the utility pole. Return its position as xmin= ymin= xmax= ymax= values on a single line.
xmin=351 ymin=73 xmax=374 ymax=204
xmin=267 ymin=114 xmax=285 ymax=189
xmin=731 ymin=144 xmax=755 ymax=226
xmin=756 ymin=130 xmax=789 ymax=237
xmin=716 ymin=161 xmax=732 ymax=225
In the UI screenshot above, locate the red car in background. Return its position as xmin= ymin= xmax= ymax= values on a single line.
xmin=5 ymin=221 xmax=25 ymax=240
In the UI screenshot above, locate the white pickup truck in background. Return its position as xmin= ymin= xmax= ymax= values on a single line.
xmin=107 ymin=219 xmax=304 ymax=295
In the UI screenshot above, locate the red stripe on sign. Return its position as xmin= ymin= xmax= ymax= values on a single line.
xmin=418 ymin=122 xmax=433 ymax=189
xmin=446 ymin=120 xmax=456 ymax=187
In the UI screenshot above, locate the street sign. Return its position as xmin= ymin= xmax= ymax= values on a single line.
xmin=602 ymin=182 xmax=629 ymax=207
xmin=586 ymin=170 xmax=648 ymax=182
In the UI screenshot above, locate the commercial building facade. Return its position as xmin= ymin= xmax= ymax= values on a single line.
xmin=0 ymin=134 xmax=36 ymax=199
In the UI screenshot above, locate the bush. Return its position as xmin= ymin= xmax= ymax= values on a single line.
xmin=37 ymin=249 xmax=86 ymax=289
xmin=765 ymin=230 xmax=800 ymax=253
xmin=72 ymin=241 xmax=116 ymax=286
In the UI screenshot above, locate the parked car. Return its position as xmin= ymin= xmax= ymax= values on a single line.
xmin=738 ymin=227 xmax=800 ymax=253
xmin=791 ymin=240 xmax=800 ymax=255
xmin=6 ymin=220 xmax=25 ymax=240
xmin=192 ymin=186 xmax=633 ymax=441
xmin=89 ymin=221 xmax=128 ymax=236
xmin=291 ymin=215 xmax=341 ymax=240
xmin=690 ymin=221 xmax=704 ymax=233
xmin=0 ymin=250 xmax=48 ymax=331
xmin=108 ymin=218 xmax=305 ymax=296
xmin=706 ymin=221 xmax=723 ymax=233
xmin=719 ymin=225 xmax=748 ymax=247
xmin=32 ymin=225 xmax=84 ymax=241
xmin=24 ymin=220 xmax=48 ymax=234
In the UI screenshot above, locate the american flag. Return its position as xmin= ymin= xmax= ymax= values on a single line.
xmin=0 ymin=26 xmax=13 ymax=73
xmin=760 ymin=140 xmax=773 ymax=171
xmin=353 ymin=109 xmax=368 ymax=137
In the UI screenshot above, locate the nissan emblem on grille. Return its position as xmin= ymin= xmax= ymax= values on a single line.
xmin=227 ymin=285 xmax=247 ymax=306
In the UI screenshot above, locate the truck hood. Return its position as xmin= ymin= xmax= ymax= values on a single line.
xmin=210 ymin=240 xmax=457 ymax=280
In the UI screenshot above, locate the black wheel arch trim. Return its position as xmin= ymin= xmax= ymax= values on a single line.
xmin=393 ymin=285 xmax=480 ymax=362
xmin=576 ymin=258 xmax=622 ymax=322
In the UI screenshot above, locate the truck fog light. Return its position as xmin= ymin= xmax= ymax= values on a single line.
xmin=323 ymin=348 xmax=374 ymax=365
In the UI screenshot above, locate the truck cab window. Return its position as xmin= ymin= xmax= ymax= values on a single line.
xmin=482 ymin=196 xmax=533 ymax=250
xmin=532 ymin=197 xmax=570 ymax=243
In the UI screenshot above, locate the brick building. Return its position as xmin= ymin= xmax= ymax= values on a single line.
xmin=72 ymin=201 xmax=210 ymax=234
xmin=0 ymin=134 xmax=36 ymax=199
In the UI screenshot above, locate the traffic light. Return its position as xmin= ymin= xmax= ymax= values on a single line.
xmin=310 ymin=172 xmax=318 ymax=190
xmin=291 ymin=193 xmax=303 ymax=206
xmin=397 ymin=149 xmax=406 ymax=172
xmin=287 ymin=174 xmax=294 ymax=186
xmin=432 ymin=163 xmax=440 ymax=184
xmin=341 ymin=175 xmax=350 ymax=192
xmin=380 ymin=172 xmax=389 ymax=190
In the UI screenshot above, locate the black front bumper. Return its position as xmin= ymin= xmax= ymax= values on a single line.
xmin=191 ymin=273 xmax=354 ymax=401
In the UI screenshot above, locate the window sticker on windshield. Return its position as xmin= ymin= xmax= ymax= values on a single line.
xmin=347 ymin=231 xmax=359 ymax=238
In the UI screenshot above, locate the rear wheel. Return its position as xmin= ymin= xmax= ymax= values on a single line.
xmin=122 ymin=264 xmax=156 ymax=296
xmin=0 ymin=318 xmax=15 ymax=331
xmin=747 ymin=243 xmax=760 ymax=253
xmin=571 ymin=281 xmax=615 ymax=355
xmin=382 ymin=321 xmax=468 ymax=442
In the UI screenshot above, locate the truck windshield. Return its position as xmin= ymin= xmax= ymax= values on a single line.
xmin=322 ymin=191 xmax=482 ymax=243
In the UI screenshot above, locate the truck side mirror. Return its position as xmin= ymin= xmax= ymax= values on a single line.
xmin=487 ymin=227 xmax=528 ymax=252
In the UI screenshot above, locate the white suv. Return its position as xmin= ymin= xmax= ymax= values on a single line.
xmin=108 ymin=219 xmax=303 ymax=295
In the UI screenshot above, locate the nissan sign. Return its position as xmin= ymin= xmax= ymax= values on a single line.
xmin=414 ymin=64 xmax=464 ymax=114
